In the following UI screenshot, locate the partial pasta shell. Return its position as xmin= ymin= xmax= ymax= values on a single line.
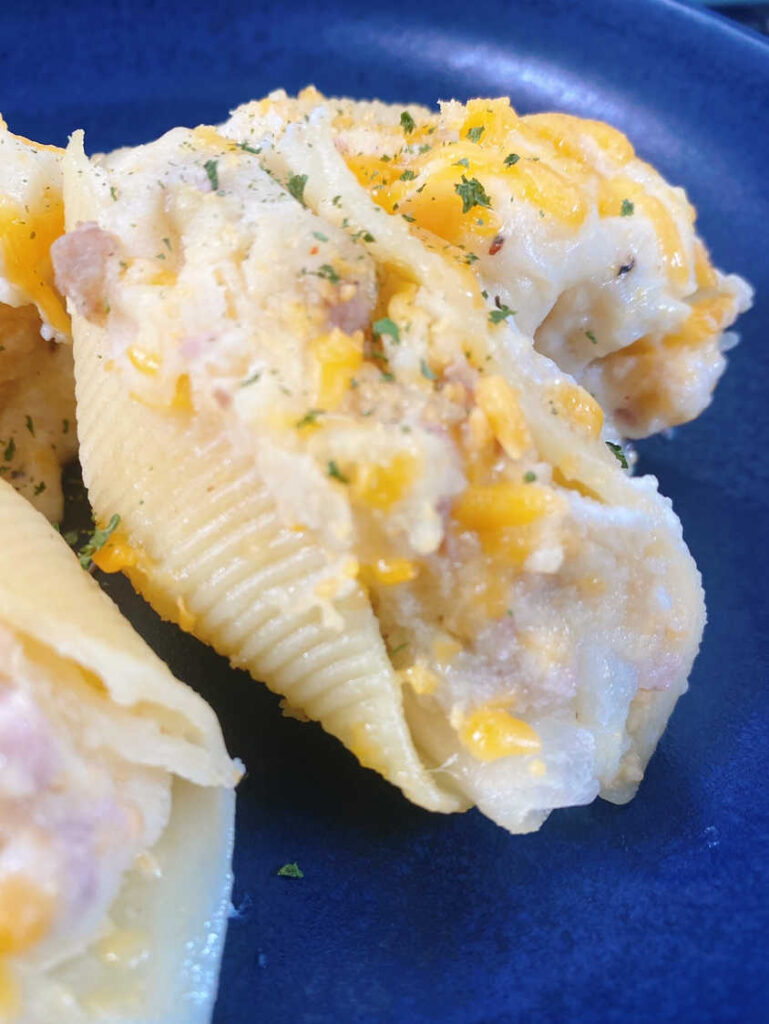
xmin=0 ymin=477 xmax=238 ymax=788
xmin=0 ymin=478 xmax=238 ymax=1022
xmin=22 ymin=783 xmax=235 ymax=1024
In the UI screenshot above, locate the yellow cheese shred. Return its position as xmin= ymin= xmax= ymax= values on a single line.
xmin=0 ymin=194 xmax=70 ymax=336
xmin=457 ymin=707 xmax=542 ymax=761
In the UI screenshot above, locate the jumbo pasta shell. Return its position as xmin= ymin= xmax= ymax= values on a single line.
xmin=63 ymin=132 xmax=463 ymax=816
xmin=60 ymin=109 xmax=704 ymax=835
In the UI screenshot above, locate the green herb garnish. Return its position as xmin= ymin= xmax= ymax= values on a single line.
xmin=466 ymin=126 xmax=485 ymax=142
xmin=287 ymin=173 xmax=308 ymax=204
xmin=315 ymin=264 xmax=340 ymax=283
xmin=504 ymin=153 xmax=520 ymax=166
xmin=373 ymin=317 xmax=400 ymax=344
xmin=327 ymin=460 xmax=350 ymax=483
xmin=78 ymin=514 xmax=120 ymax=570
xmin=400 ymin=111 xmax=416 ymax=134
xmin=295 ymin=409 xmax=324 ymax=428
xmin=606 ymin=441 xmax=628 ymax=469
xmin=204 ymin=159 xmax=219 ymax=191
xmin=585 ymin=330 xmax=597 ymax=344
xmin=420 ymin=359 xmax=436 ymax=381
xmin=620 ymin=198 xmax=634 ymax=217
xmin=489 ymin=303 xmax=516 ymax=324
xmin=454 ymin=175 xmax=491 ymax=214
xmin=277 ymin=862 xmax=304 ymax=879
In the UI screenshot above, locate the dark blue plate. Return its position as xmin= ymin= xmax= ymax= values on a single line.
xmin=3 ymin=1 xmax=768 ymax=1021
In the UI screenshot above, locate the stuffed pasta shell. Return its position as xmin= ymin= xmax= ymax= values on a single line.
xmin=58 ymin=108 xmax=704 ymax=834
xmin=0 ymin=478 xmax=240 ymax=1022
xmin=225 ymin=88 xmax=751 ymax=438
xmin=0 ymin=120 xmax=75 ymax=520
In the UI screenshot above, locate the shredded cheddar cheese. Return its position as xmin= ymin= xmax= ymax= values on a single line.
xmin=361 ymin=558 xmax=418 ymax=585
xmin=475 ymin=375 xmax=532 ymax=458
xmin=0 ymin=194 xmax=70 ymax=337
xmin=127 ymin=347 xmax=162 ymax=375
xmin=312 ymin=329 xmax=363 ymax=409
xmin=0 ymin=961 xmax=19 ymax=1018
xmin=457 ymin=707 xmax=542 ymax=761
xmin=548 ymin=381 xmax=604 ymax=438
xmin=399 ymin=663 xmax=439 ymax=695
xmin=0 ymin=876 xmax=54 ymax=955
xmin=454 ymin=482 xmax=555 ymax=532
xmin=351 ymin=453 xmax=417 ymax=510
xmin=597 ymin=176 xmax=689 ymax=286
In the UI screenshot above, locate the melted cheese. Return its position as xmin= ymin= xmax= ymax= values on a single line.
xmin=0 ymin=194 xmax=69 ymax=337
xmin=457 ymin=707 xmax=542 ymax=761
xmin=0 ymin=876 xmax=55 ymax=955
xmin=597 ymin=176 xmax=689 ymax=286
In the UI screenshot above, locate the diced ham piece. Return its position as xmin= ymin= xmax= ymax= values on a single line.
xmin=51 ymin=222 xmax=117 ymax=325
xmin=327 ymin=283 xmax=374 ymax=334
xmin=0 ymin=688 xmax=56 ymax=798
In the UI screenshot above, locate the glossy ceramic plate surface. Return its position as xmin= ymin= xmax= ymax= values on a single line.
xmin=2 ymin=1 xmax=768 ymax=1021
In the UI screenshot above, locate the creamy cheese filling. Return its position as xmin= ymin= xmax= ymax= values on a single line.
xmin=223 ymin=88 xmax=751 ymax=438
